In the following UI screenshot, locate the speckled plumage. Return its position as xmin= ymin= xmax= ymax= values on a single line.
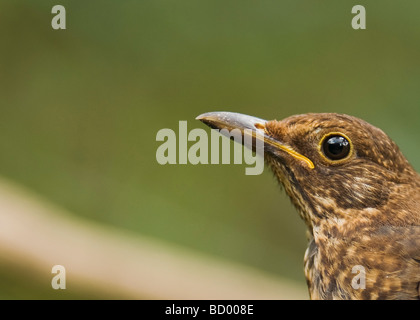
xmin=198 ymin=112 xmax=420 ymax=300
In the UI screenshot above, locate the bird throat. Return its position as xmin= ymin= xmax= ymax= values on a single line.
xmin=266 ymin=157 xmax=317 ymax=232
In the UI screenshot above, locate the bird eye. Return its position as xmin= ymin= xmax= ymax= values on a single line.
xmin=321 ymin=135 xmax=351 ymax=161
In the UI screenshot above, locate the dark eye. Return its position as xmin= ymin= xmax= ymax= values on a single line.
xmin=322 ymin=135 xmax=350 ymax=160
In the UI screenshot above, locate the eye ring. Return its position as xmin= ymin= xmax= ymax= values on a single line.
xmin=318 ymin=132 xmax=353 ymax=164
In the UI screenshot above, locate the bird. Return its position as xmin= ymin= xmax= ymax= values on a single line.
xmin=196 ymin=111 xmax=420 ymax=300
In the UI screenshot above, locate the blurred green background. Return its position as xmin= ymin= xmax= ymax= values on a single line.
xmin=0 ymin=0 xmax=419 ymax=299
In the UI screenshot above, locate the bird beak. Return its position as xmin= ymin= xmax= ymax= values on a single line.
xmin=196 ymin=111 xmax=267 ymax=136
xmin=196 ymin=111 xmax=314 ymax=169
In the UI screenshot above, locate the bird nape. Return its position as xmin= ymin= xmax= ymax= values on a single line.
xmin=197 ymin=111 xmax=420 ymax=300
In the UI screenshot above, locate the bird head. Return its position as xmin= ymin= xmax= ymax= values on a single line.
xmin=197 ymin=112 xmax=415 ymax=232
